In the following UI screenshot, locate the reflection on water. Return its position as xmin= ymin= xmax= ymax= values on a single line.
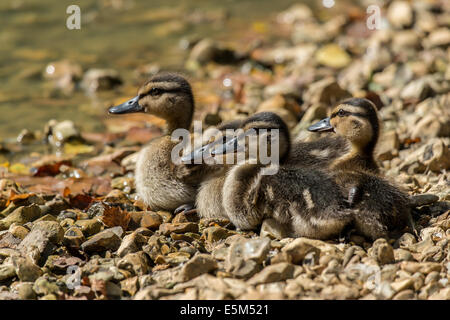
xmin=0 ymin=0 xmax=313 ymax=139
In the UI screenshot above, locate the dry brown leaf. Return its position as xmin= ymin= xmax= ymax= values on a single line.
xmin=100 ymin=204 xmax=131 ymax=231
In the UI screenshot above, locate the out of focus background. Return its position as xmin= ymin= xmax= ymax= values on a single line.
xmin=1 ymin=0 xmax=341 ymax=137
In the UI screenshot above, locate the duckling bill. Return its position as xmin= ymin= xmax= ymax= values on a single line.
xmin=109 ymin=96 xmax=144 ymax=114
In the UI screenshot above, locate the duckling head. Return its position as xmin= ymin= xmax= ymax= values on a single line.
xmin=308 ymin=98 xmax=380 ymax=154
xmin=211 ymin=112 xmax=291 ymax=164
xmin=109 ymin=72 xmax=194 ymax=132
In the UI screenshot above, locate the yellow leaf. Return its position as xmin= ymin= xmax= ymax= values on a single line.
xmin=64 ymin=143 xmax=95 ymax=155
xmin=0 ymin=162 xmax=9 ymax=168
xmin=9 ymin=163 xmax=30 ymax=175
xmin=252 ymin=22 xmax=267 ymax=34
xmin=315 ymin=44 xmax=351 ymax=69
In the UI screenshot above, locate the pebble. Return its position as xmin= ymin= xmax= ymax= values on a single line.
xmin=80 ymin=228 xmax=122 ymax=253
xmin=180 ymin=254 xmax=218 ymax=282
xmin=202 ymin=226 xmax=233 ymax=242
xmin=140 ymin=211 xmax=163 ymax=230
xmin=0 ymin=204 xmax=42 ymax=231
xmin=247 ymin=263 xmax=295 ymax=285
xmin=159 ymin=222 xmax=198 ymax=235
xmin=63 ymin=226 xmax=85 ymax=248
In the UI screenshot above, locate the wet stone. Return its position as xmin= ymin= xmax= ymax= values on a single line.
xmin=203 ymin=226 xmax=233 ymax=242
xmin=140 ymin=211 xmax=163 ymax=230
xmin=159 ymin=222 xmax=198 ymax=235
xmin=63 ymin=227 xmax=85 ymax=249
xmin=75 ymin=219 xmax=103 ymax=237
xmin=0 ymin=204 xmax=42 ymax=231
xmin=80 ymin=228 xmax=122 ymax=253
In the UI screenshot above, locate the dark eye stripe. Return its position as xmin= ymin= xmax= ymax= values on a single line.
xmin=330 ymin=111 xmax=369 ymax=119
xmin=139 ymin=87 xmax=184 ymax=98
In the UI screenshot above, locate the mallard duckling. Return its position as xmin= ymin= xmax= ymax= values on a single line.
xmin=308 ymin=98 xmax=380 ymax=174
xmin=191 ymin=118 xmax=350 ymax=222
xmin=109 ymin=72 xmax=238 ymax=212
xmin=308 ymin=98 xmax=411 ymax=239
xmin=209 ymin=112 xmax=353 ymax=239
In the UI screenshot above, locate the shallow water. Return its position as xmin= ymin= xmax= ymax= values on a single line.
xmin=0 ymin=0 xmax=320 ymax=140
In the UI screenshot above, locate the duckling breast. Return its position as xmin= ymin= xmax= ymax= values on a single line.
xmin=135 ymin=137 xmax=197 ymax=211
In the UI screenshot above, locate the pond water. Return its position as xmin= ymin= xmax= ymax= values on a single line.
xmin=0 ymin=0 xmax=326 ymax=140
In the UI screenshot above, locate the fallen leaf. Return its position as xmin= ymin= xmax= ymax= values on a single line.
xmin=32 ymin=160 xmax=72 ymax=177
xmin=64 ymin=143 xmax=95 ymax=155
xmin=6 ymin=190 xmax=36 ymax=206
xmin=100 ymin=204 xmax=131 ymax=231
xmin=69 ymin=194 xmax=95 ymax=210
xmin=9 ymin=163 xmax=30 ymax=175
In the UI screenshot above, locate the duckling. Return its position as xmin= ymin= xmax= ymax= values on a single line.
xmin=308 ymin=98 xmax=411 ymax=239
xmin=109 ymin=72 xmax=239 ymax=212
xmin=190 ymin=118 xmax=350 ymax=222
xmin=208 ymin=112 xmax=353 ymax=239
xmin=308 ymin=98 xmax=380 ymax=174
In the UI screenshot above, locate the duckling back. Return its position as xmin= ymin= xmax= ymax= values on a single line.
xmin=222 ymin=163 xmax=353 ymax=240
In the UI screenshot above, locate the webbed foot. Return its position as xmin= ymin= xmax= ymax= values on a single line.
xmin=174 ymin=203 xmax=195 ymax=215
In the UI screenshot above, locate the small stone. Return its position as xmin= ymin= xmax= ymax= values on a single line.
xmin=180 ymin=254 xmax=218 ymax=282
xmin=75 ymin=218 xmax=102 ymax=237
xmin=120 ymin=276 xmax=139 ymax=297
xmin=33 ymin=276 xmax=63 ymax=296
xmin=172 ymin=210 xmax=199 ymax=224
xmin=226 ymin=237 xmax=271 ymax=278
xmin=423 ymin=28 xmax=450 ymax=49
xmin=116 ymin=232 xmax=147 ymax=257
xmin=376 ymin=130 xmax=399 ymax=161
xmin=392 ymin=289 xmax=415 ymax=300
xmin=11 ymin=256 xmax=42 ymax=282
xmin=47 ymin=120 xmax=81 ymax=146
xmin=166 ymin=252 xmax=191 ymax=265
xmin=260 ymin=218 xmax=289 ymax=240
xmin=0 ymin=204 xmax=41 ymax=230
xmin=0 ymin=264 xmax=16 ymax=281
xmin=390 ymin=278 xmax=414 ymax=293
xmin=203 ymin=226 xmax=232 ymax=242
xmin=400 ymin=78 xmax=433 ymax=101
xmin=368 ymin=239 xmax=395 ymax=265
xmin=281 ymin=238 xmax=323 ymax=264
xmin=63 ymin=227 xmax=85 ymax=248
xmin=81 ymin=68 xmax=122 ymax=92
xmin=30 ymin=221 xmax=64 ymax=244
xmin=375 ymin=281 xmax=396 ymax=300
xmin=428 ymin=288 xmax=450 ymax=300
xmin=80 ymin=228 xmax=122 ymax=253
xmin=16 ymin=282 xmax=37 ymax=300
xmin=9 ymin=225 xmax=29 ymax=240
xmin=395 ymin=233 xmax=416 ymax=248
xmin=321 ymin=284 xmax=360 ymax=300
xmin=387 ymin=1 xmax=413 ymax=29
xmin=118 ymin=252 xmax=150 ymax=276
xmin=400 ymin=261 xmax=442 ymax=274
xmin=394 ymin=248 xmax=413 ymax=262
xmin=159 ymin=222 xmax=198 ymax=235
xmin=140 ymin=211 xmax=163 ymax=230
xmin=247 ymin=263 xmax=295 ymax=285
xmin=18 ymin=224 xmax=61 ymax=265
xmin=315 ymin=44 xmax=351 ymax=69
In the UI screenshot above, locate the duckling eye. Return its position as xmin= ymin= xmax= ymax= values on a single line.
xmin=337 ymin=109 xmax=346 ymax=117
xmin=149 ymin=88 xmax=162 ymax=96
